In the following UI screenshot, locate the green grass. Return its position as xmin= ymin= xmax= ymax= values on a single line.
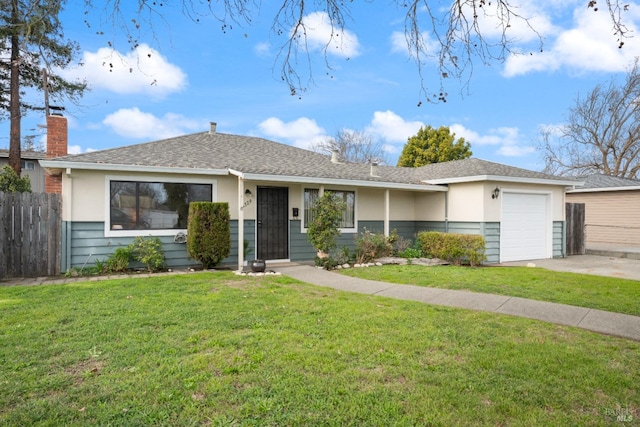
xmin=1 ymin=272 xmax=639 ymax=426
xmin=339 ymin=264 xmax=640 ymax=316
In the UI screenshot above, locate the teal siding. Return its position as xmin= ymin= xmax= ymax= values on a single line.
xmin=64 ymin=218 xmax=552 ymax=269
xmin=446 ymin=222 xmax=483 ymax=235
xmin=289 ymin=220 xmax=316 ymax=261
xmin=64 ymin=220 xmax=256 ymax=271
xmin=415 ymin=221 xmax=447 ymax=233
xmin=553 ymin=221 xmax=565 ymax=258
xmin=389 ymin=221 xmax=417 ymax=240
xmin=481 ymin=222 xmax=500 ymax=264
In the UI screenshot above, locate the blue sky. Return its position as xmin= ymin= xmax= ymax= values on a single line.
xmin=3 ymin=0 xmax=640 ymax=171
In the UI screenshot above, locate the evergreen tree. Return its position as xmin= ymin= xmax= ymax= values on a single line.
xmin=0 ymin=0 xmax=86 ymax=175
xmin=397 ymin=126 xmax=472 ymax=167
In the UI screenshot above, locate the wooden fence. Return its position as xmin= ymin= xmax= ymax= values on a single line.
xmin=0 ymin=192 xmax=62 ymax=279
xmin=566 ymin=202 xmax=585 ymax=256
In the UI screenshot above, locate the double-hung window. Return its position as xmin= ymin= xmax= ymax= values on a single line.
xmin=109 ymin=179 xmax=213 ymax=233
xmin=304 ymin=188 xmax=355 ymax=230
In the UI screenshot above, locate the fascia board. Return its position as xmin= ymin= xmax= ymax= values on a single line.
xmin=567 ymin=185 xmax=640 ymax=193
xmin=424 ymin=174 xmax=582 ymax=187
xmin=241 ymin=172 xmax=447 ymax=192
xmin=38 ymin=160 xmax=229 ymax=176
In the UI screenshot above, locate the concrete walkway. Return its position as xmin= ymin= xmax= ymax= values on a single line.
xmin=272 ymin=264 xmax=640 ymax=342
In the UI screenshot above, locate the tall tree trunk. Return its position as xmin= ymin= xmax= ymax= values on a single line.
xmin=9 ymin=1 xmax=21 ymax=175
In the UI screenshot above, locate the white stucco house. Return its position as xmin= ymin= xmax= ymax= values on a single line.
xmin=39 ymin=117 xmax=578 ymax=271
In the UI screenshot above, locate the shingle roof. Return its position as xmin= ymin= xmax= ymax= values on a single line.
xmin=41 ymin=130 xmax=570 ymax=186
xmin=0 ymin=149 xmax=46 ymax=160
xmin=414 ymin=158 xmax=565 ymax=182
xmin=570 ymin=173 xmax=640 ymax=190
xmin=42 ymin=131 xmax=425 ymax=184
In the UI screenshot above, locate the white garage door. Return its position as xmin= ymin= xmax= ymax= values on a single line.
xmin=500 ymin=193 xmax=550 ymax=262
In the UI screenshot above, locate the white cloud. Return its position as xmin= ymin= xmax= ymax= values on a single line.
xmin=390 ymin=30 xmax=440 ymax=60
xmin=61 ymin=44 xmax=187 ymax=98
xmin=450 ymin=124 xmax=535 ymax=157
xmin=471 ymin=0 xmax=558 ymax=44
xmin=257 ymin=117 xmax=328 ymax=149
xmin=365 ymin=110 xmax=424 ymax=143
xmin=504 ymin=5 xmax=640 ymax=76
xmin=102 ymin=108 xmax=203 ymax=140
xmin=298 ymin=11 xmax=361 ymax=58
xmin=254 ymin=42 xmax=271 ymax=57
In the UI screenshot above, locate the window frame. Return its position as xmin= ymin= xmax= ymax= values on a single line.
xmin=21 ymin=160 xmax=35 ymax=171
xmin=302 ymin=187 xmax=357 ymax=234
xmin=104 ymin=175 xmax=217 ymax=237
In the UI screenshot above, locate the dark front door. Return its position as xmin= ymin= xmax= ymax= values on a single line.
xmin=257 ymin=187 xmax=289 ymax=260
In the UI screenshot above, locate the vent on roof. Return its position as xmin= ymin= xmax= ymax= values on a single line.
xmin=331 ymin=150 xmax=340 ymax=164
xmin=209 ymin=122 xmax=217 ymax=134
xmin=370 ymin=162 xmax=379 ymax=177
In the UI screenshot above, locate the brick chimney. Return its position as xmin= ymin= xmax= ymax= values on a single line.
xmin=45 ymin=114 xmax=68 ymax=194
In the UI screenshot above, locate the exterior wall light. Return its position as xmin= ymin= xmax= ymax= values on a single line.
xmin=492 ymin=187 xmax=500 ymax=199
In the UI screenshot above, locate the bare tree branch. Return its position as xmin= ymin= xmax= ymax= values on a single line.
xmin=540 ymin=58 xmax=640 ymax=179
xmin=310 ymin=129 xmax=390 ymax=165
xmin=84 ymin=1 xmax=634 ymax=101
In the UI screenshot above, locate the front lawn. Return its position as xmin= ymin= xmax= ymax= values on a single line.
xmin=1 ymin=272 xmax=638 ymax=426
xmin=340 ymin=264 xmax=640 ymax=316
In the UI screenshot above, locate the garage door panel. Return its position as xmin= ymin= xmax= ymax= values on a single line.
xmin=501 ymin=193 xmax=549 ymax=262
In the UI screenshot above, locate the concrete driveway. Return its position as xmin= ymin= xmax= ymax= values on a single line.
xmin=500 ymin=254 xmax=640 ymax=282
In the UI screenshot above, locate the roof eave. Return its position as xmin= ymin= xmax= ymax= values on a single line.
xmin=424 ymin=175 xmax=581 ymax=187
xmin=567 ymin=185 xmax=640 ymax=193
xmin=241 ymin=172 xmax=448 ymax=191
xmin=38 ymin=160 xmax=229 ymax=176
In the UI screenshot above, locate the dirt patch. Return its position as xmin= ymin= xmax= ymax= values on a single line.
xmin=64 ymin=359 xmax=103 ymax=384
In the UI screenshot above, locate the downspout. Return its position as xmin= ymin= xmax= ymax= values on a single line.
xmin=384 ymin=189 xmax=390 ymax=237
xmin=64 ymin=168 xmax=72 ymax=272
xmin=230 ymin=169 xmax=245 ymax=271
xmin=444 ymin=187 xmax=449 ymax=233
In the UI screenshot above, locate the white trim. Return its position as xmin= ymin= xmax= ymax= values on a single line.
xmin=424 ymin=174 xmax=580 ymax=187
xmin=104 ymin=174 xmax=218 ymax=238
xmin=241 ymin=172 xmax=447 ymax=192
xmin=300 ymin=186 xmax=358 ymax=234
xmin=567 ymin=185 xmax=640 ymax=193
xmin=39 ymin=160 xmax=229 ymax=176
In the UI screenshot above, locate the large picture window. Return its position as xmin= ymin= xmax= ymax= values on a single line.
xmin=304 ymin=188 xmax=355 ymax=229
xmin=109 ymin=180 xmax=212 ymax=231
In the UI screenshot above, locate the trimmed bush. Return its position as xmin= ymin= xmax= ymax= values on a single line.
xmin=418 ymin=231 xmax=487 ymax=266
xmin=187 ymin=202 xmax=231 ymax=269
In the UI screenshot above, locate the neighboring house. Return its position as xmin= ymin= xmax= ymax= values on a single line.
xmin=0 ymin=149 xmax=46 ymax=193
xmin=566 ymin=174 xmax=640 ymax=246
xmin=39 ymin=118 xmax=578 ymax=272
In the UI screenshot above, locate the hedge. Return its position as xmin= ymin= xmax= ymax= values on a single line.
xmin=418 ymin=231 xmax=487 ymax=266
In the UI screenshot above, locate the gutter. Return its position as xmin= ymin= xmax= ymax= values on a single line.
xmin=239 ymin=172 xmax=448 ymax=192
xmin=567 ymin=185 xmax=640 ymax=193
xmin=424 ymin=175 xmax=582 ymax=187
xmin=38 ymin=160 xmax=230 ymax=176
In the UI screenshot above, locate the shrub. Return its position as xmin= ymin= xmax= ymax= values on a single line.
xmin=0 ymin=165 xmax=31 ymax=193
xmin=306 ymin=192 xmax=345 ymax=255
xmin=107 ymin=247 xmax=135 ymax=273
xmin=398 ymin=247 xmax=423 ymax=259
xmin=418 ymin=231 xmax=487 ymax=266
xmin=129 ymin=236 xmax=166 ymax=272
xmin=187 ymin=202 xmax=231 ymax=269
xmin=354 ymin=229 xmax=396 ymax=264
xmin=315 ymin=255 xmax=340 ymax=270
